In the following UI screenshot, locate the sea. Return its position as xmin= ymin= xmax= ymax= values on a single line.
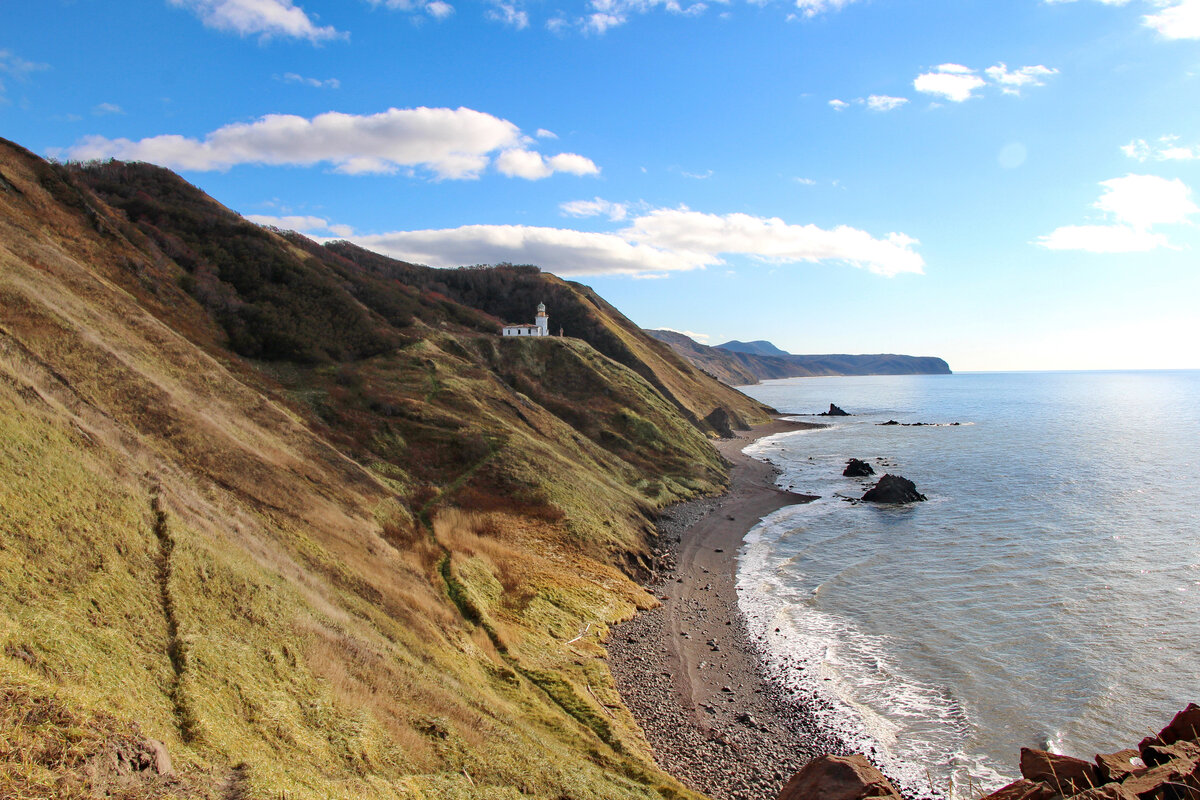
xmin=734 ymin=371 xmax=1200 ymax=797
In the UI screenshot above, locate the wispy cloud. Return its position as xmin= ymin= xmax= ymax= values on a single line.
xmin=0 ymin=49 xmax=49 ymax=99
xmin=866 ymin=94 xmax=909 ymax=111
xmin=984 ymin=63 xmax=1059 ymax=95
xmin=487 ymin=1 xmax=529 ymax=28
xmin=347 ymin=204 xmax=925 ymax=278
xmin=278 ymin=72 xmax=341 ymax=89
xmin=829 ymin=95 xmax=909 ymax=112
xmin=168 ymin=0 xmax=344 ymax=42
xmin=1038 ymin=174 xmax=1198 ymax=252
xmin=368 ymin=0 xmax=457 ymax=20
xmin=92 ymin=102 xmax=124 ymax=115
xmin=1123 ymin=135 xmax=1200 ymax=162
xmin=560 ymin=197 xmax=629 ymax=220
xmin=62 ymin=106 xmax=600 ymax=181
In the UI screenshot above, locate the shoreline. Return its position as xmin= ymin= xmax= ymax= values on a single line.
xmin=607 ymin=418 xmax=849 ymax=800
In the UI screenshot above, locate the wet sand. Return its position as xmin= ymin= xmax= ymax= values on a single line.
xmin=608 ymin=419 xmax=849 ymax=800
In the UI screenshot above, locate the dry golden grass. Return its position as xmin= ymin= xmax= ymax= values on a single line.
xmin=0 ymin=140 xmax=713 ymax=800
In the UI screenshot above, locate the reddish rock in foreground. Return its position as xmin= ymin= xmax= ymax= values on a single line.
xmin=776 ymin=754 xmax=901 ymax=800
xmin=975 ymin=705 xmax=1200 ymax=800
xmin=1020 ymin=748 xmax=1101 ymax=794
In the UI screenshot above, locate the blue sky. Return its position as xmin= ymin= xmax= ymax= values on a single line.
xmin=3 ymin=0 xmax=1198 ymax=371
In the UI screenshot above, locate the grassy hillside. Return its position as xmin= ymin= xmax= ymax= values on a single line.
xmin=0 ymin=140 xmax=772 ymax=799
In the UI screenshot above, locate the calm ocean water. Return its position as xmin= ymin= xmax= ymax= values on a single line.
xmin=734 ymin=371 xmax=1200 ymax=795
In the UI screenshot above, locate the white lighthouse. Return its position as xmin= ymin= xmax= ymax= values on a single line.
xmin=501 ymin=302 xmax=551 ymax=337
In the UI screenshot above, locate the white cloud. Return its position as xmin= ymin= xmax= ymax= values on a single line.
xmin=1144 ymin=0 xmax=1200 ymax=39
xmin=1036 ymin=224 xmax=1170 ymax=252
xmin=625 ymin=207 xmax=925 ymax=276
xmin=866 ymin=94 xmax=908 ymax=111
xmin=794 ymin=177 xmax=817 ymax=185
xmin=93 ymin=102 xmax=124 ymax=115
xmin=64 ymin=107 xmax=599 ymax=181
xmin=347 ymin=206 xmax=924 ymax=277
xmin=560 ymin=197 xmax=629 ymax=220
xmin=657 ymin=327 xmax=711 ymax=342
xmin=828 ymin=99 xmax=850 ymax=111
xmin=915 ymin=62 xmax=1057 ymax=102
xmin=168 ymin=0 xmax=343 ymax=42
xmin=279 ymin=72 xmax=341 ymax=89
xmin=1094 ymin=174 xmax=1198 ymax=228
xmin=984 ymin=63 xmax=1059 ymax=94
xmin=494 ymin=149 xmax=599 ymax=179
xmin=245 ymin=213 xmax=355 ymax=237
xmin=535 ymin=128 xmax=558 ymax=139
xmin=1046 ymin=0 xmax=1200 ymax=40
xmin=1124 ymin=135 xmax=1200 ymax=161
xmin=351 ymin=224 xmax=708 ymax=275
xmin=1037 ymin=174 xmax=1197 ymax=252
xmin=914 ymin=64 xmax=988 ymax=102
xmin=427 ymin=0 xmax=455 ymax=18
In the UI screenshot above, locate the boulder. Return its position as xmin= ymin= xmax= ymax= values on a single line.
xmin=777 ymin=754 xmax=901 ymax=800
xmin=820 ymin=404 xmax=850 ymax=417
xmin=1020 ymin=748 xmax=1101 ymax=795
xmin=1095 ymin=749 xmax=1146 ymax=782
xmin=1141 ymin=703 xmax=1200 ymax=750
xmin=1119 ymin=753 xmax=1199 ymax=799
xmin=980 ymin=779 xmax=1059 ymax=800
xmin=1071 ymin=784 xmax=1140 ymax=800
xmin=843 ymin=459 xmax=875 ymax=478
xmin=861 ymin=474 xmax=926 ymax=504
xmin=878 ymin=420 xmax=900 ymax=426
xmin=1141 ymin=740 xmax=1200 ymax=767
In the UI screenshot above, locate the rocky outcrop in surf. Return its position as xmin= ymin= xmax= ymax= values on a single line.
xmin=821 ymin=404 xmax=851 ymax=417
xmin=843 ymin=459 xmax=875 ymax=477
xmin=861 ymin=474 xmax=926 ymax=503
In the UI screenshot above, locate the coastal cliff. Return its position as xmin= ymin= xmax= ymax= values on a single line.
xmin=0 ymin=138 xmax=769 ymax=799
xmin=647 ymin=329 xmax=951 ymax=386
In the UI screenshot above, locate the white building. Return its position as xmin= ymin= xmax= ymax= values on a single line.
xmin=501 ymin=302 xmax=550 ymax=337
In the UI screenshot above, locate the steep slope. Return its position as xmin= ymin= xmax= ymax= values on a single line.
xmin=0 ymin=140 xmax=755 ymax=799
xmin=647 ymin=330 xmax=952 ymax=385
xmin=321 ymin=242 xmax=773 ymax=434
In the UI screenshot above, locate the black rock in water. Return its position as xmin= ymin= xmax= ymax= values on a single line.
xmin=819 ymin=403 xmax=850 ymax=417
xmin=879 ymin=420 xmax=900 ymax=426
xmin=861 ymin=474 xmax=926 ymax=504
xmin=843 ymin=459 xmax=875 ymax=477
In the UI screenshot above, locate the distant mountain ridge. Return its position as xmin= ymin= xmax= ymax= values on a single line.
xmin=715 ymin=340 xmax=790 ymax=357
xmin=648 ymin=330 xmax=951 ymax=385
